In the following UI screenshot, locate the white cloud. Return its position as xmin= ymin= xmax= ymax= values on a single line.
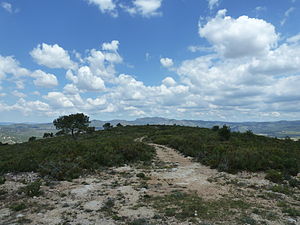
xmin=15 ymin=80 xmax=25 ymax=89
xmin=207 ymin=0 xmax=219 ymax=10
xmin=188 ymin=45 xmax=213 ymax=53
xmin=281 ymin=7 xmax=295 ymax=26
xmin=9 ymin=98 xmax=51 ymax=115
xmin=31 ymin=70 xmax=58 ymax=88
xmin=102 ymin=40 xmax=119 ymax=51
xmin=199 ymin=9 xmax=278 ymax=58
xmin=1 ymin=2 xmax=12 ymax=13
xmin=160 ymin=57 xmax=174 ymax=67
xmin=287 ymin=33 xmax=300 ymax=43
xmin=0 ymin=55 xmax=30 ymax=80
xmin=44 ymin=92 xmax=74 ymax=108
xmin=162 ymin=77 xmax=176 ymax=87
xmin=122 ymin=0 xmax=163 ymax=17
xmin=12 ymin=90 xmax=26 ymax=98
xmin=75 ymin=66 xmax=106 ymax=91
xmin=30 ymin=43 xmax=76 ymax=70
xmin=86 ymin=0 xmax=117 ymax=17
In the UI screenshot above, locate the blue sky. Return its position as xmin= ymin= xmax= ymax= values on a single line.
xmin=0 ymin=0 xmax=300 ymax=122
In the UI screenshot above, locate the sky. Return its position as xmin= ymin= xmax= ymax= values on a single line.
xmin=0 ymin=0 xmax=300 ymax=123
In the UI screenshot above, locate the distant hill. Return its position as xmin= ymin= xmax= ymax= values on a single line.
xmin=1 ymin=117 xmax=300 ymax=143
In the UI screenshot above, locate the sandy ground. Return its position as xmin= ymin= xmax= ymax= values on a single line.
xmin=0 ymin=142 xmax=299 ymax=225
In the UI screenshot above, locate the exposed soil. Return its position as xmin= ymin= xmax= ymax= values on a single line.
xmin=0 ymin=141 xmax=299 ymax=225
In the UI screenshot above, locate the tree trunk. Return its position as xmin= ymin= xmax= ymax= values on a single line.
xmin=71 ymin=129 xmax=76 ymax=140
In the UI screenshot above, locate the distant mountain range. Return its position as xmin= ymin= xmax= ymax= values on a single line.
xmin=1 ymin=117 xmax=300 ymax=143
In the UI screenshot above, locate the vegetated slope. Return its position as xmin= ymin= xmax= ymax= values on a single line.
xmin=1 ymin=125 xmax=299 ymax=181
xmin=0 ymin=126 xmax=155 ymax=180
xmin=1 ymin=118 xmax=300 ymax=143
xmin=0 ymin=125 xmax=300 ymax=225
xmin=147 ymin=125 xmax=300 ymax=176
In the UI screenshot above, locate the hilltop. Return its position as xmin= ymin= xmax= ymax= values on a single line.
xmin=1 ymin=117 xmax=300 ymax=143
xmin=0 ymin=125 xmax=299 ymax=224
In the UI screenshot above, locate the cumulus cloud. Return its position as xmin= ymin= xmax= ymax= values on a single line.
xmin=44 ymin=92 xmax=74 ymax=108
xmin=31 ymin=70 xmax=58 ymax=88
xmin=199 ymin=9 xmax=278 ymax=58
xmin=207 ymin=0 xmax=219 ymax=10
xmin=30 ymin=43 xmax=76 ymax=70
xmin=2 ymin=28 xmax=300 ymax=121
xmin=121 ymin=0 xmax=163 ymax=17
xmin=162 ymin=77 xmax=176 ymax=87
xmin=0 ymin=55 xmax=30 ymax=82
xmin=102 ymin=40 xmax=119 ymax=51
xmin=86 ymin=0 xmax=117 ymax=17
xmin=71 ymin=66 xmax=106 ymax=92
xmin=160 ymin=57 xmax=174 ymax=68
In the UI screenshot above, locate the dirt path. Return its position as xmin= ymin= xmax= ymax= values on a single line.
xmin=148 ymin=143 xmax=227 ymax=199
xmin=0 ymin=140 xmax=299 ymax=225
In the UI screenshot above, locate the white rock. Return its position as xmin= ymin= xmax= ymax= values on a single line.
xmin=287 ymin=218 xmax=297 ymax=224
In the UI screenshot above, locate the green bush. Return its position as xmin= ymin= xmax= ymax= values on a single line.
xmin=0 ymin=126 xmax=155 ymax=181
xmin=148 ymin=125 xmax=300 ymax=176
xmin=9 ymin=202 xmax=27 ymax=211
xmin=265 ymin=170 xmax=284 ymax=183
xmin=19 ymin=181 xmax=42 ymax=197
xmin=0 ymin=176 xmax=6 ymax=185
xmin=218 ymin=125 xmax=231 ymax=141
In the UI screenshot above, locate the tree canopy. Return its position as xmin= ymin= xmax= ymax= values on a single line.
xmin=53 ymin=113 xmax=90 ymax=139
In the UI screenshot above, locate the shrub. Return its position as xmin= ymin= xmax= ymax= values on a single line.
xmin=265 ymin=170 xmax=284 ymax=183
xmin=28 ymin=136 xmax=36 ymax=142
xmin=0 ymin=176 xmax=6 ymax=185
xmin=212 ymin=126 xmax=219 ymax=131
xmin=19 ymin=181 xmax=42 ymax=197
xmin=9 ymin=202 xmax=26 ymax=211
xmin=218 ymin=125 xmax=231 ymax=141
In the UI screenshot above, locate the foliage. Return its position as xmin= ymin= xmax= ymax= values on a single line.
xmin=43 ymin=132 xmax=53 ymax=138
xmin=148 ymin=125 xmax=300 ymax=176
xmin=28 ymin=136 xmax=36 ymax=142
xmin=265 ymin=170 xmax=284 ymax=183
xmin=0 ymin=126 xmax=155 ymax=180
xmin=218 ymin=125 xmax=231 ymax=141
xmin=19 ymin=180 xmax=42 ymax=197
xmin=9 ymin=202 xmax=27 ymax=211
xmin=1 ymin=125 xmax=299 ymax=182
xmin=53 ymin=113 xmax=90 ymax=139
xmin=0 ymin=176 xmax=5 ymax=184
xmin=86 ymin=126 xmax=96 ymax=133
xmin=145 ymin=191 xmax=251 ymax=222
xmin=103 ymin=122 xmax=113 ymax=130
xmin=212 ymin=126 xmax=219 ymax=131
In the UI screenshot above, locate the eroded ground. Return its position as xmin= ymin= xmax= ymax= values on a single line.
xmin=0 ymin=143 xmax=300 ymax=225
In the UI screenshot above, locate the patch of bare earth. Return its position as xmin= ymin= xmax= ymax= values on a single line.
xmin=0 ymin=141 xmax=299 ymax=225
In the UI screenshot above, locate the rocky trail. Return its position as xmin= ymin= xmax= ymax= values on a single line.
xmin=0 ymin=141 xmax=299 ymax=225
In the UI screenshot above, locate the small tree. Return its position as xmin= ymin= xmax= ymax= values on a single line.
xmin=212 ymin=125 xmax=219 ymax=131
xmin=43 ymin=132 xmax=54 ymax=138
xmin=103 ymin=122 xmax=113 ymax=130
xmin=53 ymin=113 xmax=90 ymax=139
xmin=28 ymin=136 xmax=36 ymax=142
xmin=116 ymin=123 xmax=123 ymax=127
xmin=218 ymin=125 xmax=231 ymax=141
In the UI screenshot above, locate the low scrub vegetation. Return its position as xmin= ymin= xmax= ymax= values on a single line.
xmin=1 ymin=125 xmax=299 ymax=182
xmin=0 ymin=126 xmax=155 ymax=180
xmin=144 ymin=191 xmax=252 ymax=222
xmin=148 ymin=125 xmax=300 ymax=177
